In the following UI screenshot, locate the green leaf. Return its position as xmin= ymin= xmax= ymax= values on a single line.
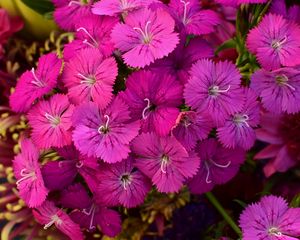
xmin=21 ymin=0 xmax=54 ymax=17
xmin=215 ymin=38 xmax=236 ymax=55
xmin=290 ymin=194 xmax=300 ymax=208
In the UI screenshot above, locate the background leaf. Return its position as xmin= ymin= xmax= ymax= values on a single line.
xmin=20 ymin=0 xmax=54 ymax=18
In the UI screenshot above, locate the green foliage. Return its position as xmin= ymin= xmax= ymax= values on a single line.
xmin=20 ymin=0 xmax=54 ymax=18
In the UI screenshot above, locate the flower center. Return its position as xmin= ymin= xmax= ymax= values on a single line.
xmin=208 ymin=85 xmax=231 ymax=97
xmin=16 ymin=168 xmax=36 ymax=186
xmin=133 ymin=21 xmax=152 ymax=44
xmin=78 ymin=73 xmax=97 ymax=86
xmin=142 ymin=98 xmax=156 ymax=119
xmin=233 ymin=114 xmax=250 ymax=127
xmin=120 ymin=173 xmax=132 ymax=190
xmin=275 ymin=74 xmax=296 ymax=91
xmin=160 ymin=154 xmax=170 ymax=174
xmin=98 ymin=115 xmax=110 ymax=134
xmin=180 ymin=0 xmax=190 ymax=25
xmin=44 ymin=214 xmax=62 ymax=229
xmin=180 ymin=115 xmax=192 ymax=127
xmin=45 ymin=113 xmax=61 ymax=127
xmin=204 ymin=159 xmax=231 ymax=184
xmin=31 ymin=68 xmax=45 ymax=87
xmin=268 ymin=227 xmax=282 ymax=237
xmin=77 ymin=27 xmax=99 ymax=48
xmin=271 ymin=36 xmax=287 ymax=50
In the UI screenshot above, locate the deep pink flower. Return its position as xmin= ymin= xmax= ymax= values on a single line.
xmin=12 ymin=139 xmax=48 ymax=208
xmin=216 ymin=0 xmax=267 ymax=6
xmin=255 ymin=111 xmax=300 ymax=177
xmin=62 ymin=48 xmax=118 ymax=109
xmin=246 ymin=13 xmax=300 ymax=70
xmin=72 ymin=97 xmax=140 ymax=163
xmin=64 ymin=15 xmax=118 ymax=60
xmin=9 ymin=53 xmax=62 ymax=113
xmin=33 ymin=200 xmax=84 ymax=240
xmin=217 ymin=88 xmax=260 ymax=150
xmin=52 ymin=0 xmax=94 ymax=31
xmin=188 ymin=139 xmax=245 ymax=194
xmin=132 ymin=133 xmax=200 ymax=193
xmin=184 ymin=59 xmax=244 ymax=126
xmin=251 ymin=67 xmax=300 ymax=114
xmin=111 ymin=8 xmax=179 ymax=67
xmin=95 ymin=156 xmax=151 ymax=208
xmin=167 ymin=0 xmax=220 ymax=35
xmin=172 ymin=111 xmax=213 ymax=150
xmin=120 ymin=70 xmax=182 ymax=136
xmin=239 ymin=195 xmax=300 ymax=240
xmin=27 ymin=94 xmax=75 ymax=149
xmin=148 ymin=37 xmax=214 ymax=84
xmin=92 ymin=0 xmax=158 ymax=17
xmin=271 ymin=0 xmax=300 ymax=24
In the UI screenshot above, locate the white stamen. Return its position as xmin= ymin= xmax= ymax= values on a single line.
xmin=209 ymin=85 xmax=231 ymax=96
xmin=234 ymin=114 xmax=250 ymax=127
xmin=45 ymin=113 xmax=60 ymax=126
xmin=204 ymin=162 xmax=212 ymax=184
xmin=44 ymin=215 xmax=61 ymax=229
xmin=142 ymin=98 xmax=151 ymax=119
xmin=160 ymin=155 xmax=169 ymax=174
xmin=31 ymin=68 xmax=45 ymax=87
xmin=268 ymin=227 xmax=282 ymax=237
xmin=77 ymin=27 xmax=98 ymax=47
xmin=210 ymin=159 xmax=231 ymax=168
xmin=276 ymin=74 xmax=296 ymax=91
xmin=133 ymin=21 xmax=152 ymax=43
xmin=121 ymin=174 xmax=131 ymax=190
xmin=83 ymin=205 xmax=96 ymax=230
xmin=271 ymin=36 xmax=287 ymax=50
xmin=78 ymin=73 xmax=95 ymax=85
xmin=98 ymin=115 xmax=110 ymax=134
xmin=16 ymin=168 xmax=36 ymax=186
xmin=68 ymin=1 xmax=81 ymax=6
xmin=76 ymin=161 xmax=83 ymax=168
xmin=180 ymin=0 xmax=190 ymax=24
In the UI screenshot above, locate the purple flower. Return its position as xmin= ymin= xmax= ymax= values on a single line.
xmin=120 ymin=70 xmax=182 ymax=136
xmin=62 ymin=48 xmax=118 ymax=109
xmin=239 ymin=195 xmax=300 ymax=240
xmin=172 ymin=110 xmax=213 ymax=150
xmin=27 ymin=94 xmax=75 ymax=149
xmin=167 ymin=0 xmax=220 ymax=35
xmin=72 ymin=97 xmax=140 ymax=163
xmin=188 ymin=139 xmax=245 ymax=194
xmin=270 ymin=0 xmax=300 ymax=24
xmin=216 ymin=0 xmax=267 ymax=6
xmin=33 ymin=200 xmax=84 ymax=240
xmin=148 ymin=36 xmax=214 ymax=84
xmin=184 ymin=59 xmax=244 ymax=126
xmin=13 ymin=139 xmax=48 ymax=208
xmin=251 ymin=67 xmax=300 ymax=114
xmin=111 ymin=8 xmax=179 ymax=67
xmin=132 ymin=133 xmax=200 ymax=193
xmin=64 ymin=15 xmax=118 ymax=60
xmin=95 ymin=156 xmax=151 ymax=208
xmin=9 ymin=53 xmax=62 ymax=113
xmin=247 ymin=13 xmax=300 ymax=70
xmin=217 ymin=88 xmax=260 ymax=150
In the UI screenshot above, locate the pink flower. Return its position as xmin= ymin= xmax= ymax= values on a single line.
xmin=62 ymin=48 xmax=118 ymax=109
xmin=251 ymin=67 xmax=300 ymax=114
xmin=120 ymin=70 xmax=182 ymax=136
xmin=239 ymin=195 xmax=300 ymax=240
xmin=72 ymin=97 xmax=140 ymax=163
xmin=27 ymin=94 xmax=75 ymax=149
xmin=13 ymin=139 xmax=48 ymax=208
xmin=95 ymin=156 xmax=151 ymax=208
xmin=167 ymin=0 xmax=220 ymax=35
xmin=111 ymin=8 xmax=179 ymax=67
xmin=246 ymin=13 xmax=300 ymax=70
xmin=216 ymin=0 xmax=267 ymax=6
xmin=271 ymin=0 xmax=300 ymax=24
xmin=9 ymin=53 xmax=62 ymax=113
xmin=184 ymin=59 xmax=244 ymax=126
xmin=33 ymin=200 xmax=84 ymax=240
xmin=188 ymin=139 xmax=245 ymax=194
xmin=172 ymin=111 xmax=213 ymax=150
xmin=132 ymin=133 xmax=200 ymax=193
xmin=64 ymin=15 xmax=118 ymax=60
xmin=217 ymin=88 xmax=260 ymax=150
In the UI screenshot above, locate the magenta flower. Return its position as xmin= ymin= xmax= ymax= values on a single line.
xmin=251 ymin=67 xmax=300 ymax=114
xmin=184 ymin=59 xmax=244 ymax=126
xmin=255 ymin=112 xmax=300 ymax=177
xmin=120 ymin=70 xmax=182 ymax=136
xmin=95 ymin=156 xmax=151 ymax=208
xmin=216 ymin=0 xmax=267 ymax=6
xmin=52 ymin=0 xmax=93 ymax=31
xmin=167 ymin=0 xmax=220 ymax=35
xmin=27 ymin=94 xmax=75 ymax=149
xmin=271 ymin=0 xmax=300 ymax=24
xmin=148 ymin=37 xmax=214 ymax=84
xmin=33 ymin=200 xmax=84 ymax=240
xmin=172 ymin=111 xmax=213 ymax=150
xmin=188 ymin=139 xmax=245 ymax=194
xmin=132 ymin=133 xmax=200 ymax=193
xmin=12 ymin=139 xmax=48 ymax=208
xmin=239 ymin=195 xmax=300 ymax=240
xmin=92 ymin=0 xmax=158 ymax=17
xmin=9 ymin=53 xmax=62 ymax=113
xmin=247 ymin=13 xmax=300 ymax=70
xmin=111 ymin=8 xmax=179 ymax=68
xmin=217 ymin=88 xmax=260 ymax=150
xmin=62 ymin=48 xmax=118 ymax=109
xmin=72 ymin=97 xmax=140 ymax=163
xmin=64 ymin=15 xmax=118 ymax=60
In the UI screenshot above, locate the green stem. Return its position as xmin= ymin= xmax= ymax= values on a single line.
xmin=205 ymin=192 xmax=242 ymax=237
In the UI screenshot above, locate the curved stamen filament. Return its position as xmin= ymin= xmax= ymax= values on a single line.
xmin=98 ymin=115 xmax=110 ymax=134
xmin=180 ymin=0 xmax=190 ymax=24
xmin=210 ymin=159 xmax=231 ymax=168
xmin=45 ymin=113 xmax=60 ymax=126
xmin=16 ymin=168 xmax=35 ymax=186
xmin=204 ymin=162 xmax=212 ymax=184
xmin=209 ymin=85 xmax=231 ymax=96
xmin=268 ymin=227 xmax=282 ymax=237
xmin=83 ymin=205 xmax=96 ymax=230
xmin=121 ymin=174 xmax=131 ymax=190
xmin=142 ymin=98 xmax=151 ymax=119
xmin=160 ymin=155 xmax=169 ymax=174
xmin=68 ymin=1 xmax=82 ymax=6
xmin=44 ymin=215 xmax=61 ymax=229
xmin=133 ymin=21 xmax=152 ymax=43
xmin=76 ymin=161 xmax=84 ymax=168
xmin=276 ymin=74 xmax=296 ymax=91
xmin=234 ymin=114 xmax=250 ymax=127
xmin=78 ymin=73 xmax=95 ymax=85
xmin=31 ymin=68 xmax=45 ymax=87
xmin=77 ymin=27 xmax=98 ymax=47
xmin=271 ymin=36 xmax=287 ymax=49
